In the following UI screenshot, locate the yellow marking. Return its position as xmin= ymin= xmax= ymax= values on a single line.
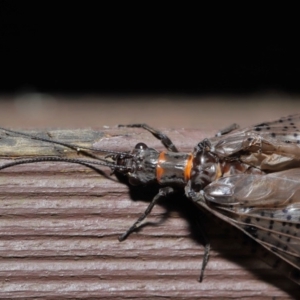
xmin=216 ymin=163 xmax=222 ymax=179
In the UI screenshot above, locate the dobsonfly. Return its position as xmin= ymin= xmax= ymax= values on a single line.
xmin=1 ymin=114 xmax=300 ymax=285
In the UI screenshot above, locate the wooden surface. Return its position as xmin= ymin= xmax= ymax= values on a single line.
xmin=0 ymin=125 xmax=299 ymax=299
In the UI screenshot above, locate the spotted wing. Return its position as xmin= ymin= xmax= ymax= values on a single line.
xmin=209 ymin=114 xmax=300 ymax=171
xmin=199 ymin=168 xmax=300 ymax=284
xmin=248 ymin=114 xmax=300 ymax=143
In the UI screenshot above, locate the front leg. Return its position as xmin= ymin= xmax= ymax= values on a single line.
xmin=118 ymin=186 xmax=175 ymax=241
xmin=118 ymin=123 xmax=178 ymax=152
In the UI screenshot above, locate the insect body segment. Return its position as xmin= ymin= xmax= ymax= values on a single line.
xmin=156 ymin=151 xmax=193 ymax=185
xmin=114 ymin=142 xmax=159 ymax=186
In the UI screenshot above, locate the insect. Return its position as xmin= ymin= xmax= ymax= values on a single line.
xmin=0 ymin=114 xmax=300 ymax=285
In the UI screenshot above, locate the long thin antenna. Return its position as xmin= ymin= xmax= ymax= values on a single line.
xmin=0 ymin=156 xmax=130 ymax=172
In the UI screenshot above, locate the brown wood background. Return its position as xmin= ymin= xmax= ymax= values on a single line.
xmin=0 ymin=95 xmax=300 ymax=299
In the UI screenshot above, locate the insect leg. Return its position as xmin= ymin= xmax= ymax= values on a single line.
xmin=118 ymin=186 xmax=174 ymax=241
xmin=185 ymin=182 xmax=210 ymax=282
xmin=215 ymin=123 xmax=239 ymax=137
xmin=118 ymin=123 xmax=178 ymax=152
xmin=195 ymin=218 xmax=210 ymax=282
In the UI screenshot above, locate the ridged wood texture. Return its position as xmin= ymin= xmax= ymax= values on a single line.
xmin=0 ymin=127 xmax=298 ymax=299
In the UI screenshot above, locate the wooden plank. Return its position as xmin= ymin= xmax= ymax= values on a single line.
xmin=0 ymin=126 xmax=298 ymax=299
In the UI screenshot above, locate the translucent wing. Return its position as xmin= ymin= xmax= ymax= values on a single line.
xmin=199 ymin=168 xmax=300 ymax=284
xmin=209 ymin=114 xmax=300 ymax=171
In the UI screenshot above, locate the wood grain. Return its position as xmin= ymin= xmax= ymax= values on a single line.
xmin=0 ymin=126 xmax=298 ymax=299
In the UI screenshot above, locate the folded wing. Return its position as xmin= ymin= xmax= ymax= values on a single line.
xmin=200 ymin=168 xmax=300 ymax=284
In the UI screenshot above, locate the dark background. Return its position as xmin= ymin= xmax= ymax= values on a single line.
xmin=1 ymin=3 xmax=299 ymax=130
xmin=1 ymin=2 xmax=298 ymax=95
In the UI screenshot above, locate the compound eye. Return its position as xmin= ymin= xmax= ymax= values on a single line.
xmin=135 ymin=142 xmax=148 ymax=150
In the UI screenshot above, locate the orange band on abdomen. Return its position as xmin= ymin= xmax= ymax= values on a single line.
xmin=156 ymin=152 xmax=166 ymax=181
xmin=184 ymin=154 xmax=193 ymax=181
